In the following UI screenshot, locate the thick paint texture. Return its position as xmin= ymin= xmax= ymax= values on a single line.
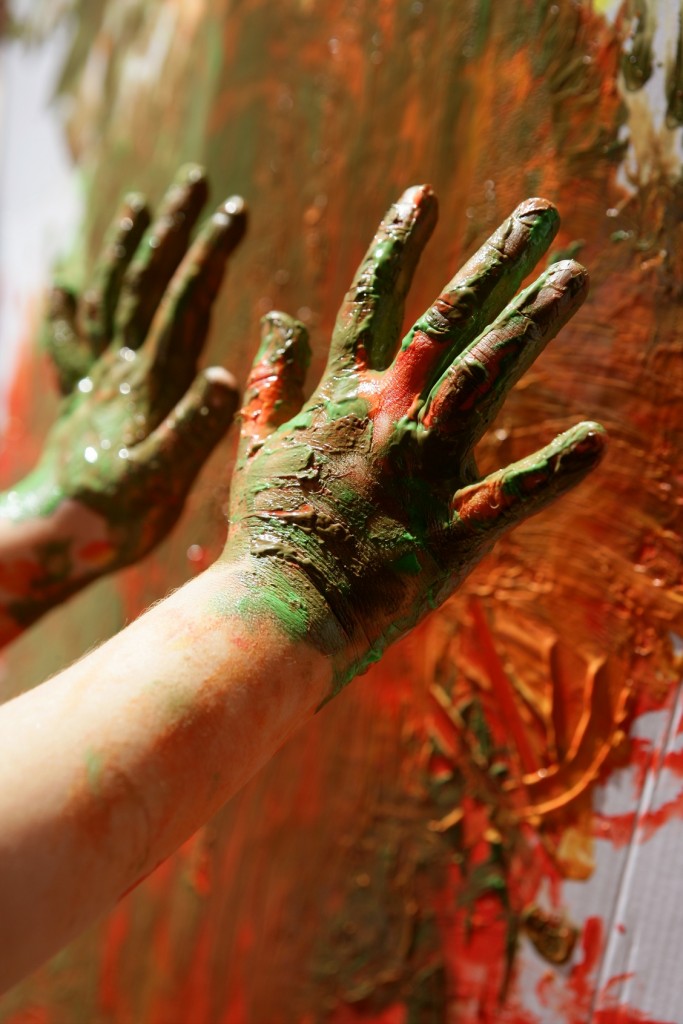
xmin=1 ymin=1 xmax=682 ymax=1021
xmin=226 ymin=199 xmax=603 ymax=699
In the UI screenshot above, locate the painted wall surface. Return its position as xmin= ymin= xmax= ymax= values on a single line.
xmin=0 ymin=1 xmax=682 ymax=1021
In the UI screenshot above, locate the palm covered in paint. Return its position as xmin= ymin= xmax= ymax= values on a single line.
xmin=226 ymin=188 xmax=605 ymax=694
xmin=10 ymin=166 xmax=245 ymax=567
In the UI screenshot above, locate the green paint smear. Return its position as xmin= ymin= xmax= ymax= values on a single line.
xmin=236 ymin=585 xmax=310 ymax=640
xmin=392 ymin=551 xmax=422 ymax=575
xmin=85 ymin=748 xmax=104 ymax=797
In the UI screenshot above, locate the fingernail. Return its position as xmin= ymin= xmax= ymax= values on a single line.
xmin=178 ymin=163 xmax=207 ymax=185
xmin=257 ymin=310 xmax=310 ymax=373
xmin=224 ymin=195 xmax=246 ymax=216
xmin=400 ymin=183 xmax=436 ymax=205
xmin=204 ymin=365 xmax=238 ymax=391
xmin=260 ymin=310 xmax=307 ymax=336
xmin=197 ymin=368 xmax=240 ymax=418
xmin=571 ymin=422 xmax=607 ymax=458
xmin=543 ymin=259 xmax=589 ymax=297
xmin=169 ymin=164 xmax=209 ymax=209
xmin=212 ymin=197 xmax=248 ymax=247
xmin=395 ymin=184 xmax=438 ymax=224
xmin=556 ymin=422 xmax=607 ymax=472
xmin=214 ymin=196 xmax=247 ymax=226
xmin=124 ymin=192 xmax=148 ymax=214
xmin=515 ymin=197 xmax=558 ymax=222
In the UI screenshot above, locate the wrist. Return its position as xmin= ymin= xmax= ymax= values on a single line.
xmin=215 ymin=547 xmax=373 ymax=701
xmin=0 ymin=483 xmax=117 ymax=637
xmin=170 ymin=557 xmax=335 ymax=712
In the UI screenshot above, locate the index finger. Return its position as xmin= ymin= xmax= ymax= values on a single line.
xmin=143 ymin=196 xmax=247 ymax=412
xmin=326 ymin=185 xmax=438 ymax=374
xmin=115 ymin=164 xmax=209 ymax=350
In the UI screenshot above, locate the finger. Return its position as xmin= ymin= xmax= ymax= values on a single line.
xmin=43 ymin=285 xmax=85 ymax=394
xmin=450 ymin=422 xmax=606 ymax=538
xmin=383 ymin=199 xmax=560 ymax=416
xmin=115 ymin=164 xmax=210 ymax=350
xmin=79 ymin=193 xmax=151 ymax=350
xmin=327 ymin=185 xmax=438 ymax=372
xmin=127 ymin=366 xmax=239 ymax=505
xmin=143 ymin=197 xmax=247 ymax=407
xmin=423 ymin=260 xmax=589 ymax=450
xmin=239 ymin=311 xmax=310 ymax=459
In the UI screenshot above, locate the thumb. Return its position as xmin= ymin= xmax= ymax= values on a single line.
xmin=128 ymin=366 xmax=240 ymax=504
xmin=238 ymin=311 xmax=310 ymax=460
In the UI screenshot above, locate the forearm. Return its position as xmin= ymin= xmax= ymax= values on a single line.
xmin=0 ymin=559 xmax=331 ymax=992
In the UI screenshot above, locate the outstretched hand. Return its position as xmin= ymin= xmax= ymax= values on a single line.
xmin=0 ymin=166 xmax=245 ymax=635
xmin=225 ymin=187 xmax=605 ymax=696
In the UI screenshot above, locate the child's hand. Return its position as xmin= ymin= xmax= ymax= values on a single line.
xmin=0 ymin=167 xmax=245 ymax=638
xmin=224 ymin=187 xmax=605 ymax=696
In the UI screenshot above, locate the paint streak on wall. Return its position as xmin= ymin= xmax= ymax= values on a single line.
xmin=0 ymin=0 xmax=682 ymax=1021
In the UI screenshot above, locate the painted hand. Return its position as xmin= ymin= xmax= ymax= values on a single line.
xmin=0 ymin=166 xmax=244 ymax=633
xmin=225 ymin=188 xmax=605 ymax=696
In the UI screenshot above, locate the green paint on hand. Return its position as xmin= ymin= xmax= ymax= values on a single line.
xmin=392 ymin=551 xmax=422 ymax=575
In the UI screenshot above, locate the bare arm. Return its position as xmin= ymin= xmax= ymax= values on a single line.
xmin=0 ymin=188 xmax=606 ymax=993
xmin=0 ymin=560 xmax=331 ymax=992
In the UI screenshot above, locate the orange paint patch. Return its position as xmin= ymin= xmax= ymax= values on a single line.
xmin=78 ymin=539 xmax=116 ymax=566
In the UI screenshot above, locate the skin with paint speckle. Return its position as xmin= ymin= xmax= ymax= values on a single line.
xmin=0 ymin=166 xmax=245 ymax=640
xmin=225 ymin=187 xmax=606 ymax=696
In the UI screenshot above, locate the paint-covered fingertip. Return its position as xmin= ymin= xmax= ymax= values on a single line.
xmin=170 ymin=163 xmax=210 ymax=209
xmin=516 ymin=196 xmax=558 ymax=218
xmin=515 ymin=196 xmax=560 ymax=234
xmin=212 ymin=196 xmax=248 ymax=245
xmin=260 ymin=309 xmax=306 ymax=332
xmin=545 ymin=257 xmax=588 ymax=278
xmin=192 ymin=367 xmax=241 ymax=423
xmin=395 ymin=184 xmax=439 ymax=225
xmin=177 ymin=162 xmax=208 ymax=186
xmin=203 ymin=365 xmax=239 ymax=394
xmin=400 ymin=182 xmax=436 ymax=204
xmin=122 ymin=191 xmax=149 ymax=215
xmin=555 ymin=420 xmax=607 ymax=475
xmin=572 ymin=420 xmax=607 ymax=456
xmin=542 ymin=258 xmax=590 ymax=298
xmin=222 ymin=195 xmax=247 ymax=217
xmin=256 ymin=310 xmax=311 ymax=375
